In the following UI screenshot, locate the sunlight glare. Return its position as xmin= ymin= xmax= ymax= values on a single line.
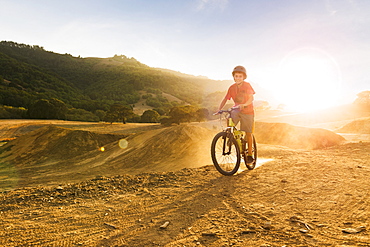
xmin=236 ymin=158 xmax=274 ymax=174
xmin=271 ymin=48 xmax=342 ymax=112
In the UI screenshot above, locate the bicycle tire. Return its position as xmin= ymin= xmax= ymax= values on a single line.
xmin=244 ymin=135 xmax=257 ymax=170
xmin=211 ymin=131 xmax=241 ymax=175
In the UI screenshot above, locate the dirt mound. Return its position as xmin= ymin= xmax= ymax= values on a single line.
xmin=1 ymin=125 xmax=126 ymax=162
xmin=336 ymin=117 xmax=370 ymax=134
xmin=0 ymin=125 xmax=127 ymax=189
xmin=102 ymin=124 xmax=215 ymax=174
xmin=255 ymin=122 xmax=345 ymax=149
xmin=0 ymin=124 xmax=215 ymax=189
xmin=0 ymin=122 xmax=45 ymax=141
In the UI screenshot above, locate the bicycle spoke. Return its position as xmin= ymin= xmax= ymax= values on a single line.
xmin=211 ymin=132 xmax=240 ymax=175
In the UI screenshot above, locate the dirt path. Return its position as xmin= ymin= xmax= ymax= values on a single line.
xmin=0 ymin=119 xmax=369 ymax=246
xmin=1 ymin=141 xmax=369 ymax=246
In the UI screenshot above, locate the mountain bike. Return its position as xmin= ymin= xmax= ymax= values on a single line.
xmin=211 ymin=108 xmax=257 ymax=175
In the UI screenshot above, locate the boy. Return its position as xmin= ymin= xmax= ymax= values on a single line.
xmin=217 ymin=65 xmax=255 ymax=163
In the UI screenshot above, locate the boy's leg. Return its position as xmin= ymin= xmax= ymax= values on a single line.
xmin=240 ymin=114 xmax=254 ymax=162
xmin=246 ymin=133 xmax=253 ymax=156
xmin=230 ymin=110 xmax=241 ymax=127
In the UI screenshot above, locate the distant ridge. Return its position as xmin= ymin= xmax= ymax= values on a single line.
xmin=0 ymin=41 xmax=220 ymax=117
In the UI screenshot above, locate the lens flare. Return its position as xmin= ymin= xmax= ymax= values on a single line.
xmin=118 ymin=139 xmax=128 ymax=149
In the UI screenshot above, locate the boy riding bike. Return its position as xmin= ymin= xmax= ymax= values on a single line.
xmin=216 ymin=65 xmax=255 ymax=163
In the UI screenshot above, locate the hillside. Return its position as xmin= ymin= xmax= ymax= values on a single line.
xmin=0 ymin=41 xmax=208 ymax=115
xmin=336 ymin=117 xmax=370 ymax=134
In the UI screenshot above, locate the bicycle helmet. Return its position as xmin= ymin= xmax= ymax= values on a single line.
xmin=232 ymin=65 xmax=247 ymax=79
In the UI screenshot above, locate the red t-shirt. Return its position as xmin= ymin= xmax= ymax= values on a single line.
xmin=225 ymin=81 xmax=255 ymax=115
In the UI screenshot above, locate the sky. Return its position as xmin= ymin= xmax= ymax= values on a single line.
xmin=1 ymin=0 xmax=370 ymax=111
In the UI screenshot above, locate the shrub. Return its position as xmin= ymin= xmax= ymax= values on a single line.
xmin=66 ymin=108 xmax=99 ymax=122
xmin=0 ymin=105 xmax=27 ymax=119
xmin=141 ymin=109 xmax=160 ymax=123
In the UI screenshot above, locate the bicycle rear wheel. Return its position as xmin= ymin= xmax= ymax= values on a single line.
xmin=244 ymin=135 xmax=257 ymax=170
xmin=211 ymin=132 xmax=241 ymax=176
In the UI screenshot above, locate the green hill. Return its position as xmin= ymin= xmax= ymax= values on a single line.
xmin=0 ymin=41 xmax=217 ymax=120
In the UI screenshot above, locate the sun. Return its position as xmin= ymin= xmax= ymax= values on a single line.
xmin=270 ymin=48 xmax=342 ymax=112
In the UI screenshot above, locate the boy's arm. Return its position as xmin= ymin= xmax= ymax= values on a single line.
xmin=241 ymin=94 xmax=254 ymax=109
xmin=218 ymin=97 xmax=228 ymax=111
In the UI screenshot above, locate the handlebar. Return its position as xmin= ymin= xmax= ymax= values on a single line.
xmin=213 ymin=106 xmax=240 ymax=115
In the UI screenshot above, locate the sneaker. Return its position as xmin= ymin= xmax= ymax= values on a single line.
xmin=246 ymin=155 xmax=254 ymax=164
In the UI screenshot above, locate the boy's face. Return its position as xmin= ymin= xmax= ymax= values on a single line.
xmin=233 ymin=72 xmax=245 ymax=84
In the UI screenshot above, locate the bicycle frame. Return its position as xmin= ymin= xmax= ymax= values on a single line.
xmin=220 ymin=110 xmax=245 ymax=152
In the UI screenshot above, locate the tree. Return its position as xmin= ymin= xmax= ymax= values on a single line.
xmin=49 ymin=98 xmax=68 ymax=119
xmin=28 ymin=98 xmax=67 ymax=119
xmin=103 ymin=112 xmax=116 ymax=124
xmin=195 ymin=108 xmax=209 ymax=122
xmin=0 ymin=105 xmax=27 ymax=119
xmin=354 ymin=91 xmax=370 ymax=107
xmin=168 ymin=106 xmax=184 ymax=125
xmin=160 ymin=116 xmax=173 ymax=126
xmin=127 ymin=113 xmax=141 ymax=123
xmin=141 ymin=109 xmax=160 ymax=123
xmin=168 ymin=105 xmax=197 ymax=124
xmin=153 ymin=107 xmax=166 ymax=115
xmin=29 ymin=99 xmax=53 ymax=119
xmin=66 ymin=108 xmax=99 ymax=122
xmin=94 ymin=110 xmax=106 ymax=121
xmin=103 ymin=103 xmax=134 ymax=124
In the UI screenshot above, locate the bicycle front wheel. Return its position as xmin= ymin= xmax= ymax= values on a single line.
xmin=211 ymin=132 xmax=241 ymax=176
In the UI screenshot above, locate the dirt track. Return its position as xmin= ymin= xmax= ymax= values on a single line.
xmin=0 ymin=120 xmax=369 ymax=246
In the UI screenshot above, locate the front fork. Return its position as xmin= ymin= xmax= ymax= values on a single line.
xmin=222 ymin=130 xmax=245 ymax=155
xmin=222 ymin=131 xmax=234 ymax=155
